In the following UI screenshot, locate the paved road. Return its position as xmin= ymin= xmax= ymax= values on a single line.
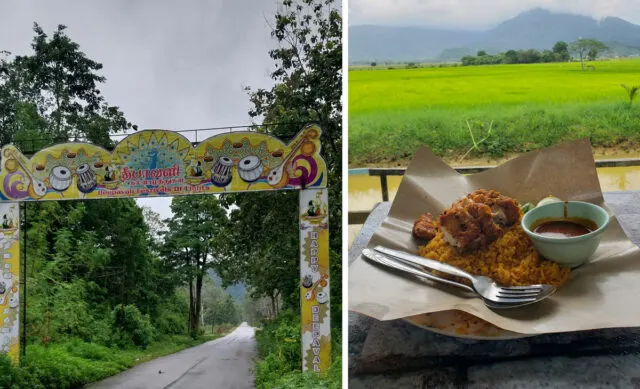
xmin=85 ymin=323 xmax=256 ymax=389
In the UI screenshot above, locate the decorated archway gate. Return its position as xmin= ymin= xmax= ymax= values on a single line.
xmin=0 ymin=125 xmax=330 ymax=372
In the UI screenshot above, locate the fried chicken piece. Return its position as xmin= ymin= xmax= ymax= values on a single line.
xmin=439 ymin=201 xmax=483 ymax=250
xmin=466 ymin=189 xmax=520 ymax=227
xmin=413 ymin=212 xmax=437 ymax=241
xmin=437 ymin=189 xmax=521 ymax=251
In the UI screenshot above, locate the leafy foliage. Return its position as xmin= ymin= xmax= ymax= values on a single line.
xmin=161 ymin=195 xmax=229 ymax=335
xmin=569 ymin=38 xmax=608 ymax=70
xmin=463 ymin=41 xmax=575 ymax=66
xmin=110 ymin=305 xmax=157 ymax=349
xmin=254 ymin=310 xmax=341 ymax=389
xmin=621 ymin=83 xmax=639 ymax=107
xmin=0 ymin=23 xmax=135 ymax=151
xmin=219 ymin=0 xmax=342 ymax=325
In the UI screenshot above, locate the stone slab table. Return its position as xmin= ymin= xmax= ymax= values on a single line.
xmin=349 ymin=191 xmax=640 ymax=389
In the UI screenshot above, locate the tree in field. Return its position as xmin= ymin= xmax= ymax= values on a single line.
xmin=569 ymin=39 xmax=608 ymax=70
xmin=541 ymin=49 xmax=555 ymax=63
xmin=504 ymin=50 xmax=518 ymax=64
xmin=0 ymin=23 xmax=135 ymax=151
xmin=477 ymin=50 xmax=487 ymax=56
xmin=161 ymin=195 xmax=229 ymax=335
xmin=552 ymin=41 xmax=570 ymax=61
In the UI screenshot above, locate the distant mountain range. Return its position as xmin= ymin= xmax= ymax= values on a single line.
xmin=208 ymin=269 xmax=246 ymax=301
xmin=349 ymin=8 xmax=640 ymax=63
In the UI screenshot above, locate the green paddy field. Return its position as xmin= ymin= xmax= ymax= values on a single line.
xmin=349 ymin=59 xmax=640 ymax=166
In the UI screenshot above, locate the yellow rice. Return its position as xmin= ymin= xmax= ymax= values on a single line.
xmin=418 ymin=224 xmax=570 ymax=287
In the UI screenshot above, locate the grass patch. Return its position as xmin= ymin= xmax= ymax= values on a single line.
xmin=0 ymin=332 xmax=230 ymax=389
xmin=349 ymin=59 xmax=640 ymax=165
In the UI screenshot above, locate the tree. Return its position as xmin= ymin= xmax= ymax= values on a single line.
xmin=161 ymin=195 xmax=228 ymax=335
xmin=6 ymin=26 xmax=185 ymax=348
xmin=504 ymin=50 xmax=518 ymax=64
xmin=552 ymin=41 xmax=570 ymax=61
xmin=0 ymin=24 xmax=135 ymax=151
xmin=236 ymin=0 xmax=342 ymax=326
xmin=541 ymin=49 xmax=555 ymax=63
xmin=141 ymin=206 xmax=167 ymax=249
xmin=217 ymin=191 xmax=300 ymax=316
xmin=517 ymin=49 xmax=542 ymax=64
xmin=477 ymin=50 xmax=487 ymax=56
xmin=461 ymin=55 xmax=476 ymax=66
xmin=570 ymin=39 xmax=608 ymax=70
xmin=202 ymin=278 xmax=240 ymax=330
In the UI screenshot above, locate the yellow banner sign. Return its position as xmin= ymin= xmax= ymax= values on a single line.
xmin=299 ymin=188 xmax=331 ymax=372
xmin=0 ymin=126 xmax=327 ymax=201
xmin=0 ymin=203 xmax=19 ymax=363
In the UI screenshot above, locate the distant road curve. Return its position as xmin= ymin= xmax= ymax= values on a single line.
xmin=85 ymin=323 xmax=256 ymax=389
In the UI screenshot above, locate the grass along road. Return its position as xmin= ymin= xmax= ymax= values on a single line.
xmin=349 ymin=59 xmax=640 ymax=166
xmin=85 ymin=323 xmax=255 ymax=389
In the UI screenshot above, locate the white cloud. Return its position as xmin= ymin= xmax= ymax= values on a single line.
xmin=349 ymin=0 xmax=640 ymax=29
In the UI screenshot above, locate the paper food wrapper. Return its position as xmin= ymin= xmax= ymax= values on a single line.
xmin=349 ymin=139 xmax=640 ymax=334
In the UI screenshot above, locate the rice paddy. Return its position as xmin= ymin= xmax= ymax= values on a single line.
xmin=349 ymin=59 xmax=640 ymax=166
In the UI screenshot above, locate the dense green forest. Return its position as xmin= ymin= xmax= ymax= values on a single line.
xmin=0 ymin=0 xmax=341 ymax=387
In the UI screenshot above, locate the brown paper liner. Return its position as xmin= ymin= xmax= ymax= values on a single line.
xmin=349 ymin=139 xmax=640 ymax=334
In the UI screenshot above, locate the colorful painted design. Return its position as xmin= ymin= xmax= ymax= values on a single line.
xmin=299 ymin=188 xmax=330 ymax=373
xmin=0 ymin=126 xmax=327 ymax=201
xmin=0 ymin=203 xmax=19 ymax=363
xmin=0 ymin=126 xmax=331 ymax=372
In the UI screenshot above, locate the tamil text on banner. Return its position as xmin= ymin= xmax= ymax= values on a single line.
xmin=0 ymin=203 xmax=19 ymax=363
xmin=299 ymin=188 xmax=330 ymax=372
xmin=0 ymin=126 xmax=327 ymax=201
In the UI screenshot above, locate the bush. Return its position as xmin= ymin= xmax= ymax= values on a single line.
xmin=0 ymin=354 xmax=41 ymax=389
xmin=254 ymin=310 xmax=341 ymax=389
xmin=110 ymin=304 xmax=157 ymax=348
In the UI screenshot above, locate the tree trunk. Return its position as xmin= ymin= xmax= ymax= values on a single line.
xmin=270 ymin=292 xmax=277 ymax=320
xmin=194 ymin=272 xmax=204 ymax=333
xmin=188 ymin=276 xmax=195 ymax=332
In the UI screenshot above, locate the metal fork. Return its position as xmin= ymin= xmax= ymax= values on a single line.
xmin=362 ymin=246 xmax=557 ymax=309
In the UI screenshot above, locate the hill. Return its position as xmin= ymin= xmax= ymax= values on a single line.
xmin=349 ymin=25 xmax=479 ymax=62
xmin=349 ymin=8 xmax=640 ymax=63
xmin=207 ymin=269 xmax=246 ymax=301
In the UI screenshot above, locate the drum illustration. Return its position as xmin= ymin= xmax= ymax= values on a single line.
xmin=49 ymin=166 xmax=72 ymax=192
xmin=211 ymin=156 xmax=233 ymax=187
xmin=238 ymin=155 xmax=263 ymax=183
xmin=316 ymin=292 xmax=329 ymax=304
xmin=76 ymin=164 xmax=97 ymax=193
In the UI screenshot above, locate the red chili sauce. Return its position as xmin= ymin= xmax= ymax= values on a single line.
xmin=532 ymin=217 xmax=597 ymax=238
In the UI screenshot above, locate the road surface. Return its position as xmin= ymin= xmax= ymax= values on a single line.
xmin=85 ymin=323 xmax=256 ymax=389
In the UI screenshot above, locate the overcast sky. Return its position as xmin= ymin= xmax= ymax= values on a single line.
xmin=349 ymin=0 xmax=640 ymax=29
xmin=1 ymin=0 xmax=280 ymax=219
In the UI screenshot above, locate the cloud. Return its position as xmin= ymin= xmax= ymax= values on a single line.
xmin=349 ymin=0 xmax=640 ymax=29
xmin=0 ymin=0 xmax=281 ymax=216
